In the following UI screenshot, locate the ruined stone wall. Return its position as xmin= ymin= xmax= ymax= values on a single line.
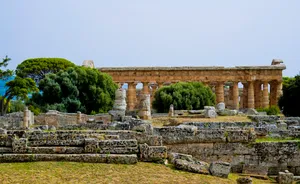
xmin=153 ymin=126 xmax=300 ymax=175
xmin=35 ymin=111 xmax=111 ymax=127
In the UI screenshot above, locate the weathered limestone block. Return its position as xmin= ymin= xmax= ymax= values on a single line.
xmin=248 ymin=115 xmax=280 ymax=123
xmin=213 ymin=143 xmax=255 ymax=155
xmin=216 ymin=103 xmax=225 ymax=112
xmin=138 ymin=94 xmax=151 ymax=120
xmin=204 ymin=106 xmax=217 ymax=118
xmin=166 ymin=143 xmax=214 ymax=161
xmin=27 ymin=147 xmax=84 ymax=154
xmin=0 ymin=154 xmax=138 ymax=164
xmin=195 ymin=130 xmax=226 ymax=143
xmin=109 ymin=88 xmax=127 ymax=121
xmin=278 ymin=122 xmax=287 ymax=130
xmin=209 ymin=161 xmax=231 ymax=178
xmin=154 ymin=126 xmax=197 ymax=144
xmin=168 ymin=104 xmax=174 ymax=117
xmin=246 ymin=108 xmax=258 ymax=115
xmin=242 ymin=164 xmax=268 ymax=176
xmin=84 ymin=138 xmax=99 ymax=153
xmin=98 ymin=139 xmax=137 ymax=148
xmin=12 ymin=138 xmax=27 ymax=153
xmin=0 ymin=147 xmax=12 ymax=153
xmin=236 ymin=177 xmax=253 ymax=184
xmin=278 ymin=171 xmax=294 ymax=184
xmin=174 ymin=159 xmax=210 ymax=174
xmin=168 ymin=152 xmax=194 ymax=164
xmin=225 ymin=129 xmax=256 ymax=143
xmin=139 ymin=143 xmax=167 ymax=163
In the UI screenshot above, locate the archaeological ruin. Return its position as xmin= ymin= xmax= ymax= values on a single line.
xmin=96 ymin=59 xmax=286 ymax=111
xmin=0 ymin=59 xmax=299 ymax=183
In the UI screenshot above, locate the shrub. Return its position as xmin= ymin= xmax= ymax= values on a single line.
xmin=279 ymin=74 xmax=300 ymax=117
xmin=256 ymin=106 xmax=280 ymax=115
xmin=152 ymin=82 xmax=216 ymax=113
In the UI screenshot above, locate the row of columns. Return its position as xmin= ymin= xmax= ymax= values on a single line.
xmin=121 ymin=80 xmax=282 ymax=111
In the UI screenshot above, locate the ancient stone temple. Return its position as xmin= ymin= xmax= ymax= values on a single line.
xmin=93 ymin=59 xmax=286 ymax=111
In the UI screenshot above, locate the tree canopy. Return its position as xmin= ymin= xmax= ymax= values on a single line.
xmin=278 ymin=74 xmax=300 ymax=117
xmin=16 ymin=58 xmax=75 ymax=83
xmin=0 ymin=56 xmax=13 ymax=80
xmin=29 ymin=66 xmax=118 ymax=114
xmin=0 ymin=77 xmax=38 ymax=115
xmin=152 ymin=82 xmax=216 ymax=113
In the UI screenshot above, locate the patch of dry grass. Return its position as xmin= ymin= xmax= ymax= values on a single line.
xmin=0 ymin=162 xmax=274 ymax=184
xmin=152 ymin=116 xmax=251 ymax=127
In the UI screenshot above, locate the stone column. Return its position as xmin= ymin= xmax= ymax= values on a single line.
xmin=77 ymin=111 xmax=82 ymax=124
xmin=216 ymin=82 xmax=224 ymax=104
xmin=247 ymin=81 xmax=255 ymax=109
xmin=276 ymin=81 xmax=283 ymax=101
xmin=142 ymin=82 xmax=149 ymax=95
xmin=232 ymin=82 xmax=239 ymax=110
xmin=262 ymin=81 xmax=269 ymax=108
xmin=242 ymin=82 xmax=248 ymax=108
xmin=127 ymin=82 xmax=137 ymax=111
xmin=269 ymin=81 xmax=277 ymax=107
xmin=254 ymin=81 xmax=262 ymax=108
xmin=23 ymin=107 xmax=29 ymax=128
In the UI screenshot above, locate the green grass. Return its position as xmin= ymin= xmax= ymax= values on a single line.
xmin=255 ymin=137 xmax=300 ymax=143
xmin=0 ymin=162 xmax=275 ymax=184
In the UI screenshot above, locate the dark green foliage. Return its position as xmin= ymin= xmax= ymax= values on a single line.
xmin=279 ymin=74 xmax=300 ymax=117
xmin=256 ymin=106 xmax=280 ymax=115
xmin=0 ymin=76 xmax=39 ymax=115
xmin=28 ymin=105 xmax=41 ymax=115
xmin=9 ymin=100 xmax=26 ymax=113
xmin=152 ymin=82 xmax=216 ymax=113
xmin=0 ymin=56 xmax=13 ymax=80
xmin=16 ymin=58 xmax=75 ymax=83
xmin=30 ymin=66 xmax=118 ymax=114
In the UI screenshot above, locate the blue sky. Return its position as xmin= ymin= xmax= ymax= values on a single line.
xmin=1 ymin=1 xmax=299 ymax=77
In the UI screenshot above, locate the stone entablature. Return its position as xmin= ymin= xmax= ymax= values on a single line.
xmin=93 ymin=60 xmax=286 ymax=111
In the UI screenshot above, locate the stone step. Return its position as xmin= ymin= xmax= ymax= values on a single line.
xmin=0 ymin=154 xmax=138 ymax=164
xmin=24 ymin=146 xmax=138 ymax=154
xmin=0 ymin=147 xmax=12 ymax=153
xmin=98 ymin=139 xmax=137 ymax=147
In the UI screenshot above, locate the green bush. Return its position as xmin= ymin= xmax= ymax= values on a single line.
xmin=28 ymin=105 xmax=41 ymax=115
xmin=9 ymin=100 xmax=25 ymax=112
xmin=152 ymin=82 xmax=216 ymax=113
xmin=29 ymin=66 xmax=118 ymax=114
xmin=279 ymin=74 xmax=300 ymax=117
xmin=256 ymin=106 xmax=280 ymax=115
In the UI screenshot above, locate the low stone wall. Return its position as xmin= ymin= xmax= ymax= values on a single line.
xmin=0 ymin=129 xmax=166 ymax=164
xmin=0 ymin=111 xmax=34 ymax=129
xmin=152 ymin=125 xmax=300 ymax=175
xmin=35 ymin=111 xmax=111 ymax=127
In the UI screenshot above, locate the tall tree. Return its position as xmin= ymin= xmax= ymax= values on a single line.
xmin=30 ymin=66 xmax=118 ymax=114
xmin=0 ymin=77 xmax=38 ymax=115
xmin=16 ymin=58 xmax=75 ymax=83
xmin=279 ymin=74 xmax=300 ymax=117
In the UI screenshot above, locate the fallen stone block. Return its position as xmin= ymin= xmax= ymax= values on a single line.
xmin=174 ymin=159 xmax=209 ymax=174
xmin=278 ymin=170 xmax=294 ymax=184
xmin=209 ymin=161 xmax=231 ymax=178
xmin=139 ymin=143 xmax=167 ymax=163
xmin=242 ymin=164 xmax=268 ymax=176
xmin=236 ymin=177 xmax=253 ymax=184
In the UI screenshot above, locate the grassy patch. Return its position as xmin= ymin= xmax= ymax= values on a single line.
xmin=255 ymin=137 xmax=300 ymax=143
xmin=0 ymin=162 xmax=273 ymax=184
